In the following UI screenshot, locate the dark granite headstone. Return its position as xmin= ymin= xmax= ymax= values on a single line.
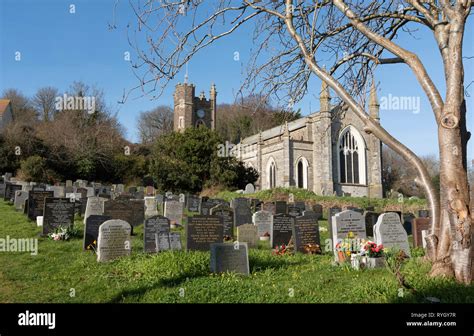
xmin=287 ymin=205 xmax=302 ymax=217
xmin=187 ymin=195 xmax=201 ymax=212
xmin=210 ymin=204 xmax=234 ymax=239
xmin=313 ymin=204 xmax=323 ymax=220
xmin=275 ymin=201 xmax=288 ymax=215
xmin=4 ymin=183 xmax=22 ymax=202
xmin=294 ymin=201 xmax=306 ymax=212
xmin=84 ymin=215 xmax=111 ymax=250
xmin=104 ymin=199 xmax=137 ymax=234
xmin=186 ymin=215 xmax=224 ymax=251
xmin=27 ymin=191 xmax=54 ymax=220
xmin=271 ymin=214 xmax=294 ymax=248
xmin=233 ymin=198 xmax=252 ymax=227
xmin=293 ymin=215 xmax=320 ymax=253
xmin=364 ymin=211 xmax=380 ymax=237
xmin=210 ymin=242 xmax=249 ymax=275
xmin=144 ymin=215 xmax=170 ymax=253
xmin=403 ymin=213 xmax=416 ymax=235
xmin=42 ymin=198 xmax=75 ymax=235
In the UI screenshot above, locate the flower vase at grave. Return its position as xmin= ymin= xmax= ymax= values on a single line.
xmin=337 ymin=251 xmax=348 ymax=263
xmin=366 ymin=256 xmax=385 ymax=269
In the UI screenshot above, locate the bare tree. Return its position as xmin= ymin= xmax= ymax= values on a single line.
xmin=137 ymin=105 xmax=173 ymax=144
xmin=2 ymin=88 xmax=37 ymax=124
xmin=119 ymin=1 xmax=472 ymax=284
xmin=32 ymin=86 xmax=59 ymax=121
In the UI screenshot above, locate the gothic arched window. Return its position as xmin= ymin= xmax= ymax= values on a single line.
xmin=267 ymin=158 xmax=277 ymax=189
xmin=338 ymin=126 xmax=366 ymax=185
xmin=296 ymin=157 xmax=309 ymax=189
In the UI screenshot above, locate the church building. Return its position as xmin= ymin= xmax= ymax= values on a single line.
xmin=173 ymin=80 xmax=383 ymax=198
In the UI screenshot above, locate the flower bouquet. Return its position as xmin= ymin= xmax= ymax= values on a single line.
xmin=362 ymin=241 xmax=385 ymax=268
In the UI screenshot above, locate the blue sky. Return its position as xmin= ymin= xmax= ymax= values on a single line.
xmin=0 ymin=0 xmax=472 ymax=160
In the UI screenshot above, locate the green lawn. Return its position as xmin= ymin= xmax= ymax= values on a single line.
xmin=0 ymin=200 xmax=472 ymax=303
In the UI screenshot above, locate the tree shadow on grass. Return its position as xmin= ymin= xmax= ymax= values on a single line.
xmin=388 ymin=281 xmax=474 ymax=304
xmin=249 ymin=255 xmax=305 ymax=273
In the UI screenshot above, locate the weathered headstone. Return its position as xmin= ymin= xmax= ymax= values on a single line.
xmin=244 ymin=183 xmax=255 ymax=194
xmin=210 ymin=243 xmax=249 ymax=275
xmin=27 ymin=190 xmax=54 ymax=221
xmin=253 ymin=210 xmax=273 ymax=238
xmin=84 ymin=196 xmax=106 ymax=224
xmin=144 ymin=215 xmax=170 ymax=253
xmin=186 ymin=195 xmax=201 ymax=212
xmin=237 ymin=224 xmax=258 ymax=248
xmin=412 ymin=217 xmax=431 ymax=248
xmin=271 ymin=214 xmax=294 ymax=248
xmin=14 ymin=190 xmax=28 ymax=211
xmin=65 ymin=180 xmax=74 ymax=194
xmin=287 ymin=205 xmax=302 ymax=217
xmin=84 ymin=215 xmax=111 ymax=250
xmin=293 ymin=214 xmax=320 ymax=253
xmin=144 ymin=197 xmax=159 ymax=218
xmin=0 ymin=182 xmax=6 ymax=198
xmin=186 ymin=215 xmax=224 ymax=251
xmin=274 ymin=201 xmax=288 ymax=215
xmin=164 ymin=200 xmax=184 ymax=225
xmin=97 ymin=220 xmax=132 ymax=262
xmin=42 ymin=198 xmax=75 ymax=235
xmin=4 ymin=183 xmax=22 ymax=202
xmin=233 ymin=198 xmax=252 ymax=227
xmin=210 ymin=204 xmax=234 ymax=239
xmin=50 ymin=186 xmax=66 ymax=198
xmin=374 ymin=212 xmax=411 ymax=256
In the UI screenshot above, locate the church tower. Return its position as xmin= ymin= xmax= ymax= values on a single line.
xmin=173 ymin=82 xmax=217 ymax=132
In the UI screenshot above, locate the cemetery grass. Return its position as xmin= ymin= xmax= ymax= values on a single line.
xmin=0 ymin=201 xmax=473 ymax=304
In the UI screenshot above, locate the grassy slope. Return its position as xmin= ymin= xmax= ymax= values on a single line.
xmin=0 ymin=200 xmax=472 ymax=303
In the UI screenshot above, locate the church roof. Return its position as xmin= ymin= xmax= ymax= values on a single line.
xmin=240 ymin=110 xmax=320 ymax=145
xmin=0 ymin=99 xmax=11 ymax=116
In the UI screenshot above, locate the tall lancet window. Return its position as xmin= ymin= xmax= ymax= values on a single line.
xmin=338 ymin=126 xmax=366 ymax=185
xmin=267 ymin=158 xmax=277 ymax=189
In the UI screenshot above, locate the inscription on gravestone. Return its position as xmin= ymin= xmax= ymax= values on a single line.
xmin=154 ymin=232 xmax=182 ymax=252
xmin=144 ymin=215 xmax=170 ymax=253
xmin=97 ymin=220 xmax=132 ymax=262
xmin=186 ymin=215 xmax=224 ymax=251
xmin=233 ymin=198 xmax=252 ymax=227
xmin=210 ymin=243 xmax=249 ymax=275
xmin=210 ymin=204 xmax=234 ymax=239
xmin=272 ymin=214 xmax=294 ymax=248
xmin=164 ymin=200 xmax=184 ymax=225
xmin=293 ymin=215 xmax=320 ymax=253
xmin=253 ymin=210 xmax=273 ymax=238
xmin=42 ymin=198 xmax=75 ymax=235
xmin=237 ymin=224 xmax=258 ymax=248
xmin=374 ymin=212 xmax=411 ymax=257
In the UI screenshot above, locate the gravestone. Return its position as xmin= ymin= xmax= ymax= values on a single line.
xmin=262 ymin=202 xmax=276 ymax=215
xmin=249 ymin=198 xmax=262 ymax=212
xmin=116 ymin=184 xmax=125 ymax=193
xmin=14 ymin=190 xmax=29 ymax=211
xmin=84 ymin=215 xmax=111 ymax=250
xmin=76 ymin=188 xmax=88 ymax=199
xmin=233 ymin=198 xmax=252 ymax=227
xmin=199 ymin=200 xmax=214 ymax=215
xmin=144 ymin=197 xmax=159 ymax=218
xmin=253 ymin=210 xmax=273 ymax=238
xmin=275 ymin=201 xmax=288 ymax=215
xmin=4 ymin=183 xmax=22 ymax=202
xmin=164 ymin=200 xmax=184 ymax=225
xmin=403 ymin=213 xmax=416 ymax=235
xmin=293 ymin=214 xmax=320 ymax=253
xmin=287 ymin=205 xmax=302 ymax=217
xmin=244 ymin=183 xmax=255 ymax=194
xmin=374 ymin=212 xmax=411 ymax=257
xmin=27 ymin=190 xmax=54 ymax=221
xmin=237 ymin=224 xmax=258 ymax=248
xmin=42 ymin=198 xmax=75 ymax=235
xmin=294 ymin=201 xmax=306 ymax=212
xmin=50 ymin=186 xmax=66 ymax=198
xmin=364 ymin=211 xmax=380 ymax=237
xmin=412 ymin=218 xmax=431 ymax=248
xmin=313 ymin=204 xmax=323 ymax=220
xmin=104 ymin=199 xmax=136 ymax=234
xmin=271 ymin=214 xmax=294 ymax=248
xmin=328 ymin=207 xmax=342 ymax=243
xmin=389 ymin=211 xmax=403 ymax=221
xmin=186 ymin=195 xmax=201 ymax=212
xmin=144 ymin=215 xmax=170 ymax=253
xmin=210 ymin=204 xmax=234 ymax=239
xmin=97 ymin=220 xmax=132 ymax=262
xmin=332 ymin=210 xmax=366 ymax=253
xmin=186 ymin=215 xmax=224 ymax=251
xmin=344 ymin=206 xmax=364 ymax=214
xmin=84 ymin=197 xmax=106 ymax=224
xmin=145 ymin=186 xmax=155 ymax=196
xmin=65 ymin=180 xmax=74 ymax=194
xmin=418 ymin=210 xmax=430 ymax=218
xmin=154 ymin=232 xmax=182 ymax=252
xmin=86 ymin=187 xmax=95 ymax=197
xmin=210 ymin=243 xmax=249 ymax=275
xmin=0 ymin=182 xmax=5 ymax=199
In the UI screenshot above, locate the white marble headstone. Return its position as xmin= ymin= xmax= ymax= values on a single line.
xmin=374 ymin=212 xmax=411 ymax=257
xmin=97 ymin=219 xmax=131 ymax=262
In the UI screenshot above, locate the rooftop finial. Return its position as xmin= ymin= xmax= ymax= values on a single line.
xmin=184 ymin=62 xmax=189 ymax=84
